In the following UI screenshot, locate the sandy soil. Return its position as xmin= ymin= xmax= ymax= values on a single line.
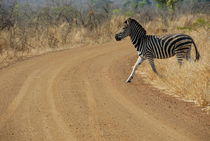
xmin=0 ymin=40 xmax=209 ymax=141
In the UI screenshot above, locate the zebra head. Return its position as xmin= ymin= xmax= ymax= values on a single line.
xmin=115 ymin=18 xmax=146 ymax=41
xmin=115 ymin=18 xmax=133 ymax=41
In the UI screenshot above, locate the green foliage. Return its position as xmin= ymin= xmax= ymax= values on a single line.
xmin=112 ymin=9 xmax=122 ymax=15
xmin=177 ymin=18 xmax=210 ymax=31
xmin=177 ymin=26 xmax=194 ymax=31
xmin=155 ymin=0 xmax=181 ymax=10
xmin=13 ymin=3 xmax=21 ymax=16
xmin=193 ymin=18 xmax=210 ymax=28
xmin=139 ymin=0 xmax=148 ymax=7
xmin=14 ymin=3 xmax=20 ymax=9
xmin=124 ymin=11 xmax=135 ymax=16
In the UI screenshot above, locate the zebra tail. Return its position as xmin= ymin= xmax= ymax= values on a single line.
xmin=192 ymin=40 xmax=200 ymax=61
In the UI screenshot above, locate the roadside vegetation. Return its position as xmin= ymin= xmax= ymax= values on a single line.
xmin=0 ymin=0 xmax=209 ymax=108
xmin=138 ymin=14 xmax=210 ymax=108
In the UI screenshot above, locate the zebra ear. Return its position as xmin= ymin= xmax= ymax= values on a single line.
xmin=127 ymin=18 xmax=132 ymax=24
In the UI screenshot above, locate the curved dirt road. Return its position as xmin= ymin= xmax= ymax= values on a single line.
xmin=0 ymin=41 xmax=209 ymax=141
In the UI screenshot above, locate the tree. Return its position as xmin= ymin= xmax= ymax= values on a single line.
xmin=155 ymin=0 xmax=210 ymax=10
xmin=155 ymin=0 xmax=181 ymax=10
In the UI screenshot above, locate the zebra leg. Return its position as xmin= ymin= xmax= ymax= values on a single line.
xmin=147 ymin=58 xmax=159 ymax=75
xmin=126 ymin=56 xmax=145 ymax=83
xmin=176 ymin=53 xmax=185 ymax=66
xmin=185 ymin=48 xmax=192 ymax=62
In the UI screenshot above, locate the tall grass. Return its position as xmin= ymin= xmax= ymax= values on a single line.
xmin=0 ymin=15 xmax=125 ymax=68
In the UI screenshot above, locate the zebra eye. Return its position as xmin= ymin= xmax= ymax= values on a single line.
xmin=123 ymin=27 xmax=127 ymax=30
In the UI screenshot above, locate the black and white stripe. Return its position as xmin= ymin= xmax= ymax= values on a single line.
xmin=115 ymin=18 xmax=200 ymax=83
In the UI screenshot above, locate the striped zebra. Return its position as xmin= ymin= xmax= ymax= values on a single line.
xmin=115 ymin=18 xmax=200 ymax=83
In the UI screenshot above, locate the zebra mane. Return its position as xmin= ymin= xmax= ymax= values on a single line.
xmin=129 ymin=18 xmax=147 ymax=35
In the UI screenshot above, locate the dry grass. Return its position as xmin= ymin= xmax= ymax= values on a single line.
xmin=0 ymin=15 xmax=125 ymax=68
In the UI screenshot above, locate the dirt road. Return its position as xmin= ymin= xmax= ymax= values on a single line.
xmin=0 ymin=41 xmax=209 ymax=141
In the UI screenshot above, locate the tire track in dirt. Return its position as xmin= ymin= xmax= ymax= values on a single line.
xmin=53 ymin=48 xmax=119 ymax=141
xmin=0 ymin=69 xmax=41 ymax=129
xmin=45 ymin=66 xmax=76 ymax=141
xmin=84 ymin=81 xmax=105 ymax=141
xmin=75 ymin=48 xmax=191 ymax=141
xmin=24 ymin=65 xmax=76 ymax=141
xmin=0 ymin=41 xmax=209 ymax=141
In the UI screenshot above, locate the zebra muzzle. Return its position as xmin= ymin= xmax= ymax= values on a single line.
xmin=115 ymin=34 xmax=121 ymax=41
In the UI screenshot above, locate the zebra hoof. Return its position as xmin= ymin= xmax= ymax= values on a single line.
xmin=126 ymin=76 xmax=133 ymax=83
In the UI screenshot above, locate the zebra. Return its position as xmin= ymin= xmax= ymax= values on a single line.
xmin=115 ymin=18 xmax=200 ymax=83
